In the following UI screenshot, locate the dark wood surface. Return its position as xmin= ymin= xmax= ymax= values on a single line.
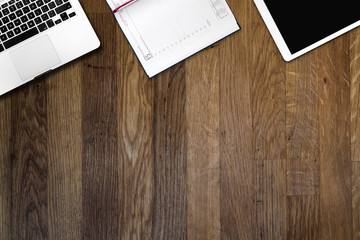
xmin=0 ymin=0 xmax=359 ymax=239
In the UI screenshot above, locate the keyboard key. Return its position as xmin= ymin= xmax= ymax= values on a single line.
xmin=34 ymin=9 xmax=41 ymax=16
xmin=36 ymin=0 xmax=44 ymax=7
xmin=13 ymin=27 xmax=20 ymax=34
xmin=6 ymin=30 xmax=14 ymax=38
xmin=0 ymin=26 xmax=7 ymax=33
xmin=69 ymin=12 xmax=75 ymax=18
xmin=1 ymin=3 xmax=8 ymax=8
xmin=0 ymin=19 xmax=2 ymax=26
xmin=9 ymin=13 xmax=16 ymax=20
xmin=37 ymin=22 xmax=47 ymax=31
xmin=23 ymin=0 xmax=31 ymax=5
xmin=3 ymin=27 xmax=38 ymax=49
xmin=27 ymin=20 xmax=34 ymax=27
xmin=34 ymin=16 xmax=41 ymax=24
xmin=44 ymin=0 xmax=50 ymax=3
xmin=9 ymin=0 xmax=15 ymax=4
xmin=16 ymin=2 xmax=23 ymax=9
xmin=20 ymin=23 xmax=28 ymax=31
xmin=9 ymin=5 xmax=16 ymax=12
xmin=23 ymin=6 xmax=30 ymax=13
xmin=15 ymin=10 xmax=23 ymax=17
xmin=21 ymin=15 xmax=28 ymax=23
xmin=46 ymin=19 xmax=54 ymax=28
xmin=41 ymin=5 xmax=49 ymax=12
xmin=14 ymin=19 xmax=21 ymax=26
xmin=48 ymin=1 xmax=55 ymax=9
xmin=54 ymin=18 xmax=61 ymax=24
xmin=48 ymin=10 xmax=55 ymax=17
xmin=60 ymin=12 xmax=68 ymax=21
xmin=48 ymin=2 xmax=56 ymax=9
xmin=2 ymin=16 xmax=9 ymax=24
xmin=2 ymin=8 xmax=10 ymax=16
xmin=0 ymin=44 xmax=4 ymax=52
xmin=55 ymin=2 xmax=71 ymax=14
xmin=29 ymin=3 xmax=36 ymax=10
xmin=41 ymin=13 xmax=48 ymax=21
xmin=55 ymin=0 xmax=62 ymax=6
xmin=27 ymin=12 xmax=35 ymax=19
xmin=0 ymin=34 xmax=7 ymax=41
xmin=7 ymin=22 xmax=14 ymax=29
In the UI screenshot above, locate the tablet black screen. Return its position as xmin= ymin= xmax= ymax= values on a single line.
xmin=263 ymin=1 xmax=360 ymax=53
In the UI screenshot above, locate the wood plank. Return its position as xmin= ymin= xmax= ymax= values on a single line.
xmin=286 ymin=158 xmax=319 ymax=196
xmin=350 ymin=27 xmax=360 ymax=240
xmin=285 ymin=53 xmax=320 ymax=240
xmin=251 ymin=8 xmax=286 ymax=160
xmin=353 ymin=161 xmax=360 ymax=240
xmin=286 ymin=54 xmax=319 ymax=163
xmin=350 ymin=28 xmax=360 ymax=163
xmin=10 ymin=80 xmax=49 ymax=240
xmin=46 ymin=62 xmax=83 ymax=239
xmin=115 ymin=21 xmax=154 ymax=239
xmin=186 ymin=45 xmax=220 ymax=240
xmin=81 ymin=14 xmax=119 ymax=239
xmin=152 ymin=65 xmax=187 ymax=240
xmin=256 ymin=159 xmax=286 ymax=240
xmin=219 ymin=0 xmax=255 ymax=239
xmin=79 ymin=0 xmax=110 ymax=14
xmin=0 ymin=94 xmax=12 ymax=240
xmin=317 ymin=36 xmax=353 ymax=240
xmin=250 ymin=3 xmax=287 ymax=239
xmin=286 ymin=195 xmax=319 ymax=240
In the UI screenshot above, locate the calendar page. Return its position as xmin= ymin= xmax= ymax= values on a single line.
xmin=107 ymin=0 xmax=240 ymax=77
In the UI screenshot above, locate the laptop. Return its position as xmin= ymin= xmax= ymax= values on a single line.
xmin=0 ymin=0 xmax=100 ymax=95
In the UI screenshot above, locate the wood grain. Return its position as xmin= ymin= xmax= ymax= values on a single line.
xmin=351 ymin=27 xmax=360 ymax=240
xmin=79 ymin=0 xmax=110 ymax=14
xmin=353 ymin=161 xmax=360 ymax=240
xmin=0 ymin=0 xmax=360 ymax=239
xmin=152 ymin=64 xmax=187 ymax=240
xmin=256 ymin=159 xmax=287 ymax=240
xmin=285 ymin=53 xmax=320 ymax=240
xmin=186 ymin=45 xmax=220 ymax=240
xmin=219 ymin=0 xmax=255 ymax=239
xmin=81 ymin=14 xmax=119 ymax=239
xmin=318 ymin=36 xmax=352 ymax=239
xmin=286 ymin=54 xmax=320 ymax=196
xmin=10 ymin=79 xmax=49 ymax=240
xmin=286 ymin=195 xmax=319 ymax=240
xmin=116 ymin=21 xmax=154 ymax=239
xmin=0 ymin=94 xmax=11 ymax=240
xmin=251 ymin=6 xmax=286 ymax=161
xmin=46 ymin=62 xmax=83 ymax=240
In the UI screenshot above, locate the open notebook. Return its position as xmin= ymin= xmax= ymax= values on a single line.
xmin=106 ymin=0 xmax=240 ymax=78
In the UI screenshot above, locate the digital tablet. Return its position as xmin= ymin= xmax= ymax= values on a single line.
xmin=253 ymin=0 xmax=360 ymax=61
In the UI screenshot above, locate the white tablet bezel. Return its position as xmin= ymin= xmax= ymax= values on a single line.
xmin=253 ymin=0 xmax=360 ymax=61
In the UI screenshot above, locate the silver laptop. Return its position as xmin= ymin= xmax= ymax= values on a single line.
xmin=0 ymin=0 xmax=100 ymax=95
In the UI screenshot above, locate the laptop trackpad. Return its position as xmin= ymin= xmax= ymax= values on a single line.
xmin=10 ymin=35 xmax=61 ymax=81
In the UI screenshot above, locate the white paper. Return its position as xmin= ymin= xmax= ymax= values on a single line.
xmin=107 ymin=0 xmax=240 ymax=77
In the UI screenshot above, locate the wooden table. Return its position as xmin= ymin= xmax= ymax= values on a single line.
xmin=0 ymin=0 xmax=359 ymax=239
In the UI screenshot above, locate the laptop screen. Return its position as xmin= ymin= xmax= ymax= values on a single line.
xmin=263 ymin=1 xmax=360 ymax=54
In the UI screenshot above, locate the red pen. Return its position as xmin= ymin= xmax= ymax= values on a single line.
xmin=113 ymin=0 xmax=139 ymax=13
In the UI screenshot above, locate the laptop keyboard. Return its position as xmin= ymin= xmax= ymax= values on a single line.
xmin=0 ymin=0 xmax=76 ymax=52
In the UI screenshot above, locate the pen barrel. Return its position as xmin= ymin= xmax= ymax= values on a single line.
xmin=113 ymin=0 xmax=137 ymax=13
